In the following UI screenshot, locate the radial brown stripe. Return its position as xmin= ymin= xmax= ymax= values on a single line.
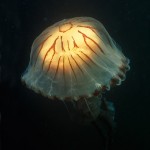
xmin=80 ymin=51 xmax=99 ymax=67
xmin=67 ymin=40 xmax=70 ymax=51
xmin=61 ymin=36 xmax=65 ymax=51
xmin=46 ymin=52 xmax=55 ymax=73
xmin=68 ymin=57 xmax=77 ymax=81
xmin=53 ymin=56 xmax=61 ymax=79
xmin=72 ymin=36 xmax=79 ymax=48
xmin=70 ymin=55 xmax=84 ymax=74
xmin=76 ymin=54 xmax=91 ymax=67
xmin=78 ymin=25 xmax=112 ymax=47
xmin=33 ymin=35 xmax=52 ymax=67
xmin=78 ymin=30 xmax=104 ymax=54
xmin=77 ymin=25 xmax=102 ymax=41
xmin=42 ymin=36 xmax=59 ymax=70
xmin=77 ymin=30 xmax=98 ymax=56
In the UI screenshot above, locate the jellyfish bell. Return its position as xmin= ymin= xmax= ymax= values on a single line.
xmin=21 ymin=17 xmax=130 ymax=123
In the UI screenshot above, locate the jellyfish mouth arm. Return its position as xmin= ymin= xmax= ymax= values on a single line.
xmin=99 ymin=98 xmax=115 ymax=127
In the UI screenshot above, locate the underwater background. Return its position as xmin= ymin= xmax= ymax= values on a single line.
xmin=0 ymin=0 xmax=150 ymax=149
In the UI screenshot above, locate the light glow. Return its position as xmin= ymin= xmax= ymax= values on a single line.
xmin=22 ymin=17 xmax=130 ymax=100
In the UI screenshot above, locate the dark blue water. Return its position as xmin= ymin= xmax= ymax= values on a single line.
xmin=1 ymin=0 xmax=150 ymax=150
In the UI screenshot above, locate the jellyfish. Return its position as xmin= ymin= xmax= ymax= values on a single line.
xmin=21 ymin=17 xmax=130 ymax=124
